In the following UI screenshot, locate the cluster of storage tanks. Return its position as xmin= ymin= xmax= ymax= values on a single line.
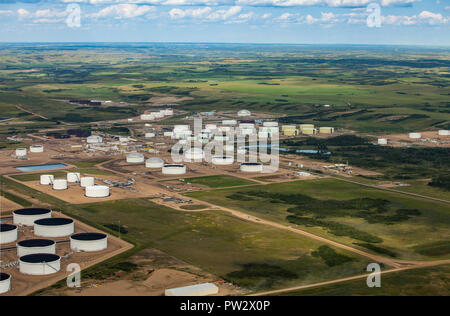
xmin=39 ymin=172 xmax=110 ymax=198
xmin=281 ymin=124 xmax=334 ymax=136
xmin=15 ymin=145 xmax=44 ymax=158
xmin=125 ymin=152 xmax=188 ymax=175
xmin=0 ymin=208 xmax=109 ymax=293
xmin=140 ymin=108 xmax=174 ymax=121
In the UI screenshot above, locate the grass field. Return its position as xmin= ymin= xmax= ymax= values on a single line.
xmin=182 ymin=175 xmax=257 ymax=188
xmin=275 ymin=264 xmax=450 ymax=296
xmin=187 ymin=178 xmax=450 ymax=261
xmin=10 ymin=171 xmax=68 ymax=182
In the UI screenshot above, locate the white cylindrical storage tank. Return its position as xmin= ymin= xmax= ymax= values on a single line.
xmin=126 ymin=152 xmax=145 ymax=163
xmin=13 ymin=208 xmax=52 ymax=226
xmin=184 ymin=148 xmax=204 ymax=160
xmin=0 ymin=224 xmax=18 ymax=245
xmin=85 ymin=185 xmax=110 ymax=198
xmin=0 ymin=273 xmax=11 ymax=294
xmin=223 ymin=120 xmax=237 ymax=126
xmin=29 ymin=145 xmax=44 ymax=153
xmin=67 ymin=172 xmax=81 ymax=183
xmin=164 ymin=132 xmax=173 ymax=137
xmin=40 ymin=174 xmax=54 ymax=185
xmin=237 ymin=110 xmax=251 ymax=117
xmin=212 ymin=156 xmax=234 ymax=166
xmin=146 ymin=157 xmax=164 ymax=168
xmin=409 ymin=132 xmax=422 ymax=139
xmin=240 ymin=162 xmax=263 ymax=173
xmin=263 ymin=121 xmax=278 ymax=127
xmin=378 ymin=138 xmax=388 ymax=145
xmin=438 ymin=130 xmax=449 ymax=136
xmin=145 ymin=133 xmax=156 ymax=138
xmin=71 ymin=233 xmax=108 ymax=252
xmin=34 ymin=218 xmax=74 ymax=238
xmin=80 ymin=177 xmax=95 ymax=188
xmin=52 ymin=179 xmax=68 ymax=191
xmin=19 ymin=254 xmax=61 ymax=276
xmin=87 ymin=135 xmax=103 ymax=144
xmin=162 ymin=164 xmax=186 ymax=175
xmin=17 ymin=239 xmax=56 ymax=257
xmin=15 ymin=148 xmax=27 ymax=157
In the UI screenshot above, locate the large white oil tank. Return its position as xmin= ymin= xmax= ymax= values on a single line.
xmin=85 ymin=185 xmax=110 ymax=198
xmin=15 ymin=148 xmax=27 ymax=157
xmin=438 ymin=130 xmax=449 ymax=136
xmin=71 ymin=233 xmax=108 ymax=252
xmin=212 ymin=156 xmax=234 ymax=166
xmin=165 ymin=283 xmax=219 ymax=296
xmin=409 ymin=132 xmax=422 ymax=139
xmin=67 ymin=172 xmax=81 ymax=183
xmin=184 ymin=148 xmax=204 ymax=161
xmin=17 ymin=239 xmax=56 ymax=257
xmin=87 ymin=135 xmax=103 ymax=144
xmin=19 ymin=254 xmax=61 ymax=276
xmin=162 ymin=164 xmax=187 ymax=175
xmin=0 ymin=273 xmax=11 ymax=294
xmin=40 ymin=174 xmax=54 ymax=185
xmin=29 ymin=145 xmax=44 ymax=153
xmin=146 ymin=157 xmax=164 ymax=168
xmin=13 ymin=208 xmax=52 ymax=226
xmin=80 ymin=177 xmax=95 ymax=188
xmin=0 ymin=224 xmax=18 ymax=244
xmin=237 ymin=109 xmax=251 ymax=117
xmin=52 ymin=179 xmax=68 ymax=191
xmin=145 ymin=132 xmax=156 ymax=138
xmin=240 ymin=162 xmax=263 ymax=173
xmin=126 ymin=152 xmax=145 ymax=163
xmin=34 ymin=218 xmax=74 ymax=238
xmin=378 ymin=138 xmax=388 ymax=145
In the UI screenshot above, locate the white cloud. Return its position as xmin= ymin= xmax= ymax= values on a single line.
xmin=91 ymin=4 xmax=155 ymax=19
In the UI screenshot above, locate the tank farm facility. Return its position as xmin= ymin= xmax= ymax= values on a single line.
xmin=0 ymin=42 xmax=450 ymax=299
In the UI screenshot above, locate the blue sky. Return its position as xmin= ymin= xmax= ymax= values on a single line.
xmin=0 ymin=0 xmax=449 ymax=45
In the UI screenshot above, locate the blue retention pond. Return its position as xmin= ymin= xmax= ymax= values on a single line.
xmin=15 ymin=163 xmax=67 ymax=172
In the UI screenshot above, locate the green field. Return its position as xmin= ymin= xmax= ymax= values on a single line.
xmin=187 ymin=178 xmax=450 ymax=261
xmin=10 ymin=171 xmax=68 ymax=182
xmin=182 ymin=175 xmax=257 ymax=188
xmin=276 ymin=264 xmax=450 ymax=296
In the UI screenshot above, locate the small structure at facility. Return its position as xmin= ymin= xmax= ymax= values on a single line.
xmin=13 ymin=208 xmax=52 ymax=226
xmin=17 ymin=239 xmax=56 ymax=257
xmin=87 ymin=135 xmax=103 ymax=144
xmin=85 ymin=185 xmax=110 ymax=198
xmin=237 ymin=109 xmax=251 ymax=117
xmin=0 ymin=273 xmax=11 ymax=294
xmin=70 ymin=233 xmax=108 ymax=252
xmin=165 ymin=283 xmax=219 ymax=296
xmin=378 ymin=138 xmax=388 ymax=145
xmin=19 ymin=254 xmax=61 ymax=276
xmin=0 ymin=224 xmax=18 ymax=244
xmin=439 ymin=130 xmax=449 ymax=136
xmin=34 ymin=218 xmax=74 ymax=238
xmin=409 ymin=132 xmax=422 ymax=139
